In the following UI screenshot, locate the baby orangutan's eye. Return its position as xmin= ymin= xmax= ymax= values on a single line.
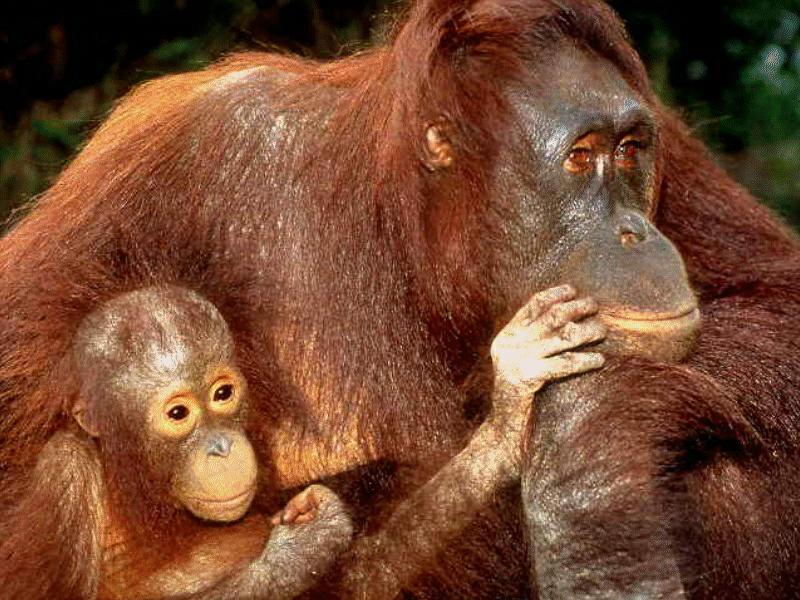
xmin=153 ymin=394 xmax=199 ymax=439
xmin=207 ymin=377 xmax=241 ymax=416
xmin=213 ymin=384 xmax=234 ymax=402
xmin=167 ymin=405 xmax=190 ymax=421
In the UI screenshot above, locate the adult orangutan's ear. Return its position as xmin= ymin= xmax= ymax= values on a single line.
xmin=72 ymin=401 xmax=100 ymax=438
xmin=422 ymin=120 xmax=455 ymax=171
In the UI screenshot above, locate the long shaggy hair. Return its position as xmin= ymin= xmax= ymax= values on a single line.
xmin=0 ymin=1 xmax=798 ymax=598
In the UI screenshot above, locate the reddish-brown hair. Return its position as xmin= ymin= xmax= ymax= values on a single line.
xmin=0 ymin=1 xmax=798 ymax=597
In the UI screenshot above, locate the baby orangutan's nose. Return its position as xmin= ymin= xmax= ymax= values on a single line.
xmin=206 ymin=433 xmax=233 ymax=458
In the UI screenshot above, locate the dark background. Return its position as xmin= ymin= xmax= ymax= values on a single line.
xmin=1 ymin=0 xmax=799 ymax=227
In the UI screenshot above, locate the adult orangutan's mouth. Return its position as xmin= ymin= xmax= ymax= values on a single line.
xmin=599 ymin=306 xmax=701 ymax=336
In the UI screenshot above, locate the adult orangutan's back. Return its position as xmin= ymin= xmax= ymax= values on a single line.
xmin=0 ymin=43 xmax=468 ymax=487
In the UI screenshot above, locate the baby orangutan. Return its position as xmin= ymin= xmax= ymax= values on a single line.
xmin=0 ymin=286 xmax=352 ymax=599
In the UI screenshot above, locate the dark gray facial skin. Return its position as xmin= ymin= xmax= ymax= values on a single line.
xmin=503 ymin=41 xmax=700 ymax=600
xmin=492 ymin=41 xmax=699 ymax=362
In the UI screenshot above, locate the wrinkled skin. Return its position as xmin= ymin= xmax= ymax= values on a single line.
xmin=420 ymin=38 xmax=701 ymax=599
xmin=341 ymin=284 xmax=607 ymax=599
xmin=494 ymin=43 xmax=696 ymax=598
xmin=493 ymin=42 xmax=698 ymax=363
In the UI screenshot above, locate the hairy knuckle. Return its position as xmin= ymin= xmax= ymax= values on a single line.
xmin=552 ymin=284 xmax=575 ymax=298
xmin=590 ymin=325 xmax=607 ymax=340
xmin=581 ymin=298 xmax=599 ymax=314
xmin=561 ymin=321 xmax=580 ymax=339
xmin=547 ymin=306 xmax=565 ymax=325
xmin=521 ymin=302 xmax=540 ymax=322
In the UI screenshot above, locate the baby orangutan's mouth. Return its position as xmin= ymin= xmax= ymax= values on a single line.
xmin=191 ymin=487 xmax=255 ymax=507
xmin=184 ymin=486 xmax=257 ymax=522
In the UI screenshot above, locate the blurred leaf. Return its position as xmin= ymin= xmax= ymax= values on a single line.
xmin=2 ymin=0 xmax=798 ymax=228
xmin=31 ymin=119 xmax=82 ymax=150
xmin=0 ymin=146 xmax=16 ymax=163
xmin=150 ymin=37 xmax=203 ymax=63
xmin=138 ymin=0 xmax=155 ymax=16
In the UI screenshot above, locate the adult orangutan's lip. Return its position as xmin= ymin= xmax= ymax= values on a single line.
xmin=599 ymin=306 xmax=701 ymax=335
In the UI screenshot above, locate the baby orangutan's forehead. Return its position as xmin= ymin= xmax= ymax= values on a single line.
xmin=72 ymin=286 xmax=235 ymax=400
xmin=105 ymin=312 xmax=233 ymax=390
xmin=105 ymin=335 xmax=226 ymax=398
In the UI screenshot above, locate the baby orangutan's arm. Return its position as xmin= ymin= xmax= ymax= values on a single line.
xmin=0 ymin=432 xmax=106 ymax=599
xmin=342 ymin=285 xmax=606 ymax=599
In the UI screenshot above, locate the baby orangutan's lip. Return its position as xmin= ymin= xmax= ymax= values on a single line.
xmin=599 ymin=306 xmax=701 ymax=336
xmin=190 ymin=486 xmax=256 ymax=508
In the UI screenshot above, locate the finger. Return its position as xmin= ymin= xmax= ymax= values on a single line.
xmin=542 ymin=297 xmax=599 ymax=330
xmin=295 ymin=490 xmax=316 ymax=513
xmin=538 ymin=352 xmax=605 ymax=380
xmin=280 ymin=506 xmax=298 ymax=525
xmin=292 ymin=510 xmax=318 ymax=525
xmin=538 ymin=321 xmax=607 ymax=357
xmin=509 ymin=285 xmax=576 ymax=325
xmin=305 ymin=484 xmax=334 ymax=507
xmin=270 ymin=512 xmax=283 ymax=526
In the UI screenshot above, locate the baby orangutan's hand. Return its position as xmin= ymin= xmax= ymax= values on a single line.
xmin=262 ymin=484 xmax=353 ymax=595
xmin=271 ymin=485 xmax=329 ymax=526
xmin=491 ymin=284 xmax=606 ymax=391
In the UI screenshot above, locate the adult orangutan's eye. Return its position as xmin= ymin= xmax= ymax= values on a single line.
xmin=565 ymin=147 xmax=594 ymax=173
xmin=614 ymin=138 xmax=646 ymax=168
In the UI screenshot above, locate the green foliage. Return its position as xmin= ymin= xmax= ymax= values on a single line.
xmin=613 ymin=0 xmax=800 ymax=226
xmin=31 ymin=120 xmax=84 ymax=151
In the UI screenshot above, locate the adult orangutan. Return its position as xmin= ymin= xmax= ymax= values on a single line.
xmin=0 ymin=0 xmax=798 ymax=598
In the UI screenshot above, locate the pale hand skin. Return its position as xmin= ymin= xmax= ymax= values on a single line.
xmin=341 ymin=284 xmax=606 ymax=599
xmin=271 ymin=484 xmax=325 ymax=526
xmin=489 ymin=283 xmax=606 ymax=468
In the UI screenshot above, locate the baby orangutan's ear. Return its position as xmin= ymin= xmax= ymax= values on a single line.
xmin=72 ymin=400 xmax=100 ymax=438
xmin=422 ymin=120 xmax=455 ymax=171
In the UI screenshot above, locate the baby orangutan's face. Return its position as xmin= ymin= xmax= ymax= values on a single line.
xmin=147 ymin=365 xmax=258 ymax=522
